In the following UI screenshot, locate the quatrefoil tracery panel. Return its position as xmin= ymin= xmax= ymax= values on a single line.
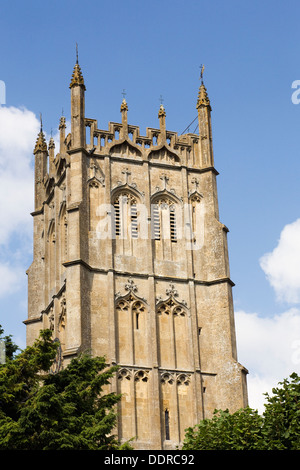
xmin=132 ymin=301 xmax=146 ymax=315
xmin=160 ymin=372 xmax=191 ymax=386
xmin=157 ymin=297 xmax=187 ymax=317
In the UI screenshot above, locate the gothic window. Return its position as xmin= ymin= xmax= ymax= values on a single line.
xmin=152 ymin=199 xmax=177 ymax=243
xmin=160 ymin=371 xmax=192 ymax=444
xmin=157 ymin=295 xmax=190 ymax=370
xmin=115 ymin=292 xmax=148 ymax=365
xmin=113 ymin=192 xmax=138 ymax=240
xmin=117 ymin=368 xmax=150 ymax=443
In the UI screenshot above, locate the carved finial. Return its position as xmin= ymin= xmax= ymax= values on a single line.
xmin=125 ymin=278 xmax=137 ymax=293
xmin=166 ymin=283 xmax=178 ymax=298
xmin=196 ymin=82 xmax=211 ymax=110
xmin=34 ymin=116 xmax=47 ymax=154
xmin=120 ymin=98 xmax=128 ymax=112
xmin=59 ymin=115 xmax=66 ymax=129
xmin=158 ymin=104 xmax=166 ymax=118
xmin=120 ymin=90 xmax=128 ymax=112
xmin=69 ymin=50 xmax=86 ymax=90
xmin=48 ymin=136 xmax=55 ymax=149
xmin=158 ymin=95 xmax=166 ymax=118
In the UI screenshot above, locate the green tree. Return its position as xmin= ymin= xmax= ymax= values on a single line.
xmin=182 ymin=373 xmax=300 ymax=450
xmin=0 ymin=327 xmax=131 ymax=450
xmin=182 ymin=407 xmax=265 ymax=450
xmin=0 ymin=325 xmax=19 ymax=362
xmin=263 ymin=372 xmax=300 ymax=450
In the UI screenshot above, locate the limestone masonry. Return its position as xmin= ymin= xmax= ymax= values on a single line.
xmin=25 ymin=58 xmax=248 ymax=450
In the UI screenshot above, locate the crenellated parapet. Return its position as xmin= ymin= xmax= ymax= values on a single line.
xmin=84 ymin=112 xmax=200 ymax=168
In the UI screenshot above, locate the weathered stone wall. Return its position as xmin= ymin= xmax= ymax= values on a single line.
xmin=26 ymin=63 xmax=248 ymax=450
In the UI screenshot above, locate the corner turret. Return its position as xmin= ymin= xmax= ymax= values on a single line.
xmin=33 ymin=118 xmax=48 ymax=210
xmin=197 ymin=68 xmax=214 ymax=167
xmin=69 ymin=49 xmax=85 ymax=148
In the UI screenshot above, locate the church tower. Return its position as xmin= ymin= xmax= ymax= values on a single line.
xmin=25 ymin=59 xmax=248 ymax=450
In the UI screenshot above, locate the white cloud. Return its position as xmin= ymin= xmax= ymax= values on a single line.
xmin=0 ymin=106 xmax=39 ymax=245
xmin=0 ymin=106 xmax=64 ymax=300
xmin=0 ymin=263 xmax=25 ymax=297
xmin=238 ymin=217 xmax=300 ymax=413
xmin=0 ymin=106 xmax=40 ymax=298
xmin=235 ymin=308 xmax=300 ymax=413
xmin=260 ymin=219 xmax=300 ymax=304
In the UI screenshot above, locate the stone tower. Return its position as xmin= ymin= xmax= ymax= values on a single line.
xmin=25 ymin=59 xmax=248 ymax=450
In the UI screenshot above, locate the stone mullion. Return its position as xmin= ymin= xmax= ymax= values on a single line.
xmin=130 ymin=301 xmax=135 ymax=365
xmin=148 ymin=275 xmax=162 ymax=448
xmin=105 ymin=155 xmax=117 ymax=366
xmin=188 ymin=279 xmax=204 ymax=422
xmin=132 ymin=369 xmax=138 ymax=442
xmin=171 ymin=308 xmax=177 ymax=370
xmin=182 ymin=167 xmax=194 ymax=277
xmin=172 ymin=374 xmax=180 ymax=445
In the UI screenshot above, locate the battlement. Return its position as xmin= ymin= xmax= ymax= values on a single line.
xmin=84 ymin=116 xmax=200 ymax=166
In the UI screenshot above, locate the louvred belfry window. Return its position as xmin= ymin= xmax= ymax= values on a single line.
xmin=113 ymin=193 xmax=138 ymax=239
xmin=152 ymin=199 xmax=177 ymax=243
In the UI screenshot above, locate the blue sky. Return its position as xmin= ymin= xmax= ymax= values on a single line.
xmin=1 ymin=0 xmax=300 ymax=412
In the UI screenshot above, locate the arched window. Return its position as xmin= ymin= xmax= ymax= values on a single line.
xmin=151 ymin=195 xmax=181 ymax=261
xmin=152 ymin=198 xmax=177 ymax=243
xmin=116 ymin=294 xmax=148 ymax=365
xmin=113 ymin=192 xmax=138 ymax=240
xmin=112 ymin=191 xmax=141 ymax=256
xmin=157 ymin=296 xmax=190 ymax=370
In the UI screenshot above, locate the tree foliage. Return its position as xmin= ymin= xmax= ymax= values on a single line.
xmin=182 ymin=373 xmax=300 ymax=450
xmin=0 ymin=325 xmax=19 ymax=362
xmin=0 ymin=328 xmax=131 ymax=450
xmin=262 ymin=372 xmax=300 ymax=449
